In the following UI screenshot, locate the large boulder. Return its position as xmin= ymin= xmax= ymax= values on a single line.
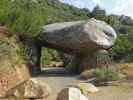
xmin=36 ymin=18 xmax=117 ymax=72
xmin=0 ymin=63 xmax=30 ymax=98
xmin=38 ymin=18 xmax=117 ymax=55
xmin=6 ymin=78 xmax=51 ymax=99
xmin=24 ymin=78 xmax=51 ymax=99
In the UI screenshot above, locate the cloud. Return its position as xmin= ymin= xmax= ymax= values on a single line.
xmin=59 ymin=0 xmax=133 ymax=19
xmin=93 ymin=0 xmax=101 ymax=5
xmin=113 ymin=0 xmax=133 ymax=18
xmin=59 ymin=0 xmax=103 ymax=10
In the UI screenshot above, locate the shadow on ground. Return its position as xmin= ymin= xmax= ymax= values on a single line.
xmin=36 ymin=67 xmax=76 ymax=77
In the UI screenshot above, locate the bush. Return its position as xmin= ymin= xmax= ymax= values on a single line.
xmin=112 ymin=34 xmax=133 ymax=62
xmin=41 ymin=48 xmax=61 ymax=66
xmin=0 ymin=0 xmax=89 ymax=36
xmin=92 ymin=67 xmax=121 ymax=81
xmin=0 ymin=0 xmax=47 ymax=36
xmin=0 ymin=36 xmax=25 ymax=66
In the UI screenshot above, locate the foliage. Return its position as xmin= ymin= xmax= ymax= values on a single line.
xmin=0 ymin=36 xmax=25 ymax=66
xmin=41 ymin=48 xmax=61 ymax=66
xmin=0 ymin=0 xmax=91 ymax=66
xmin=0 ymin=0 xmax=90 ymax=36
xmin=0 ymin=0 xmax=133 ymax=65
xmin=0 ymin=0 xmax=48 ymax=36
xmin=107 ymin=15 xmax=120 ymax=28
xmin=91 ymin=5 xmax=107 ymax=21
xmin=112 ymin=34 xmax=133 ymax=62
xmin=92 ymin=67 xmax=121 ymax=81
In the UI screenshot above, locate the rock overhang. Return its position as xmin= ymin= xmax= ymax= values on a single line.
xmin=37 ymin=18 xmax=117 ymax=55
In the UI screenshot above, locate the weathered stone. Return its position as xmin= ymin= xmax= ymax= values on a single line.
xmin=47 ymin=61 xmax=64 ymax=67
xmin=21 ymin=18 xmax=117 ymax=74
xmin=19 ymin=35 xmax=42 ymax=75
xmin=0 ymin=63 xmax=30 ymax=98
xmin=6 ymin=78 xmax=51 ymax=99
xmin=35 ymin=18 xmax=117 ymax=72
xmin=119 ymin=63 xmax=133 ymax=77
xmin=77 ymin=49 xmax=112 ymax=70
xmin=56 ymin=87 xmax=88 ymax=100
xmin=24 ymin=78 xmax=51 ymax=99
xmin=73 ymin=83 xmax=99 ymax=95
xmin=0 ymin=31 xmax=30 ymax=98
xmin=80 ymin=69 xmax=94 ymax=79
xmin=38 ymin=18 xmax=117 ymax=55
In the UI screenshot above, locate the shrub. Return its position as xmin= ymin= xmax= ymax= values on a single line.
xmin=0 ymin=0 xmax=89 ymax=36
xmin=0 ymin=36 xmax=25 ymax=67
xmin=92 ymin=67 xmax=121 ymax=81
xmin=112 ymin=34 xmax=133 ymax=62
xmin=41 ymin=48 xmax=61 ymax=66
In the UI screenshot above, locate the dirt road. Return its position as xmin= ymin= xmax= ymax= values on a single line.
xmin=35 ymin=67 xmax=133 ymax=100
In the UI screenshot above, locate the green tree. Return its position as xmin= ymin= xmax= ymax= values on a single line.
xmin=91 ymin=5 xmax=107 ymax=21
xmin=112 ymin=34 xmax=133 ymax=61
xmin=107 ymin=15 xmax=120 ymax=28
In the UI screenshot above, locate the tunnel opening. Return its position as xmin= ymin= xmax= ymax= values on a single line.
xmin=39 ymin=47 xmax=74 ymax=76
xmin=41 ymin=47 xmax=64 ymax=68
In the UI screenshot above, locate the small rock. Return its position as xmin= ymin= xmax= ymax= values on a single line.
xmin=13 ymin=89 xmax=21 ymax=98
xmin=56 ymin=87 xmax=88 ymax=100
xmin=80 ymin=69 xmax=94 ymax=79
xmin=73 ymin=83 xmax=99 ymax=95
xmin=24 ymin=78 xmax=51 ymax=99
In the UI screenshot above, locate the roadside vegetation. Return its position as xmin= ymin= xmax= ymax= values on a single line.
xmin=0 ymin=0 xmax=133 ymax=77
xmin=92 ymin=67 xmax=121 ymax=81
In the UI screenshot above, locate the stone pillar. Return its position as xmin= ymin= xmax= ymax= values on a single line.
xmin=66 ymin=56 xmax=81 ymax=74
xmin=74 ymin=49 xmax=112 ymax=73
xmin=60 ymin=49 xmax=112 ymax=74
xmin=78 ymin=53 xmax=96 ymax=71
xmin=28 ymin=44 xmax=41 ymax=75
xmin=66 ymin=54 xmax=96 ymax=74
xmin=20 ymin=35 xmax=42 ymax=75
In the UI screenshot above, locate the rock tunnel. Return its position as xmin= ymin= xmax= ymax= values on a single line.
xmin=20 ymin=18 xmax=117 ymax=75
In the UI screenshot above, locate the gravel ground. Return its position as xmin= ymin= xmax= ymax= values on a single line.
xmin=35 ymin=67 xmax=133 ymax=100
xmin=88 ymin=86 xmax=133 ymax=100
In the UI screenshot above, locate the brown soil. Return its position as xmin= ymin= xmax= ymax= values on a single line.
xmin=0 ymin=26 xmax=10 ymax=38
xmin=115 ymin=63 xmax=133 ymax=80
xmin=88 ymin=82 xmax=133 ymax=100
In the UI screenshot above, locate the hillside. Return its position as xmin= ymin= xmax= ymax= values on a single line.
xmin=0 ymin=0 xmax=133 ymax=64
xmin=0 ymin=0 xmax=90 ymax=36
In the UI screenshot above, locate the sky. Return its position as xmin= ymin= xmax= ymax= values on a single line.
xmin=59 ymin=0 xmax=133 ymax=19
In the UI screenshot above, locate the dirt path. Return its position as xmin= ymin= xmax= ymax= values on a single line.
xmin=35 ymin=67 xmax=83 ymax=100
xmin=34 ymin=67 xmax=133 ymax=100
xmin=88 ymin=85 xmax=133 ymax=100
